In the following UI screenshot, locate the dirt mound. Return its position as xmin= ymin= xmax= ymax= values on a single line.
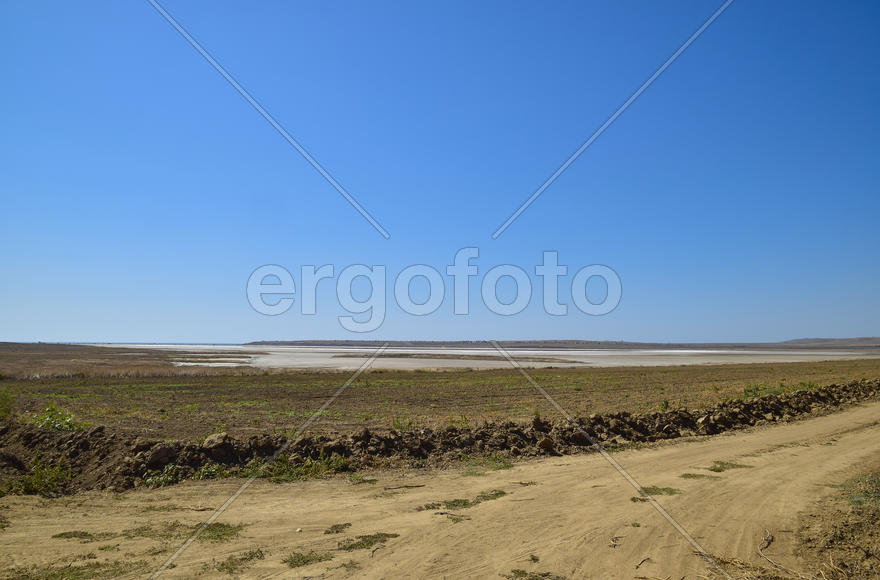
xmin=1 ymin=379 xmax=878 ymax=494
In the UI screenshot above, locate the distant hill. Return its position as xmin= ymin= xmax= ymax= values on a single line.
xmin=778 ymin=337 xmax=880 ymax=347
xmin=245 ymin=338 xmax=880 ymax=350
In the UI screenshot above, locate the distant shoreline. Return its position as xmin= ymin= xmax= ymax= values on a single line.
xmin=244 ymin=338 xmax=880 ymax=351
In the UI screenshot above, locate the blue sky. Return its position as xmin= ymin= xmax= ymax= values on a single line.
xmin=1 ymin=0 xmax=878 ymax=343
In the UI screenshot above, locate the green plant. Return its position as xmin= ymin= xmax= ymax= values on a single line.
xmin=30 ymin=403 xmax=87 ymax=431
xmin=324 ymin=522 xmax=351 ymax=534
xmin=641 ymin=486 xmax=681 ymax=496
xmin=348 ymin=473 xmax=377 ymax=485
xmin=337 ymin=532 xmax=399 ymax=551
xmin=338 ymin=560 xmax=361 ymax=571
xmin=258 ymin=453 xmax=352 ymax=483
xmin=7 ymin=558 xmax=148 ymax=579
xmin=659 ymin=399 xmax=669 ymax=412
xmin=447 ymin=414 xmax=471 ymax=428
xmin=501 ymin=570 xmax=567 ymax=579
xmin=214 ymin=548 xmax=264 ymax=574
xmin=706 ymin=461 xmax=752 ymax=473
xmin=6 ymin=455 xmax=71 ymax=496
xmin=424 ymin=489 xmax=507 ymax=511
xmin=143 ymin=464 xmax=183 ymax=488
xmin=391 ymin=415 xmax=415 ymax=431
xmin=283 ymin=550 xmax=334 ymax=567
xmin=51 ymin=530 xmax=116 ymax=542
xmin=841 ymin=474 xmax=880 ymax=506
xmin=680 ymin=472 xmax=720 ymax=480
xmin=192 ymin=463 xmax=228 ymax=480
xmin=200 ymin=522 xmax=246 ymax=542
xmin=0 ymin=386 xmax=14 ymax=419
xmin=466 ymin=453 xmax=513 ymax=473
xmin=286 ymin=408 xmax=343 ymax=419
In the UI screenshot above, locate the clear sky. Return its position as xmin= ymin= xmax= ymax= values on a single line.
xmin=2 ymin=0 xmax=878 ymax=343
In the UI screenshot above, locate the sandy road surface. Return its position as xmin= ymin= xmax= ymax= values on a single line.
xmin=3 ymin=402 xmax=879 ymax=578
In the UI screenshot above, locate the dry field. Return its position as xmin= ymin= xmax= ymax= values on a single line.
xmin=1 ymin=344 xmax=879 ymax=578
xmin=2 ymin=343 xmax=880 ymax=440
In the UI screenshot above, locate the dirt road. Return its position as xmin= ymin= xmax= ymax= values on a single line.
xmin=3 ymin=401 xmax=879 ymax=579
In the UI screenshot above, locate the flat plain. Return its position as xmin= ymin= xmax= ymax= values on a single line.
xmin=1 ymin=343 xmax=879 ymax=579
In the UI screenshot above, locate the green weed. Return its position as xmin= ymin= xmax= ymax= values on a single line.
xmin=0 ymin=386 xmax=14 ymax=419
xmin=283 ymin=550 xmax=334 ymax=567
xmin=680 ymin=472 xmax=720 ymax=480
xmin=213 ymin=548 xmax=264 ymax=574
xmin=253 ymin=454 xmax=352 ymax=483
xmin=4 ymin=455 xmax=71 ymax=496
xmin=324 ymin=522 xmax=352 ymax=534
xmin=338 ymin=532 xmax=399 ymax=551
xmin=706 ymin=461 xmax=752 ymax=473
xmin=143 ymin=464 xmax=183 ymax=488
xmin=200 ymin=522 xmax=245 ymax=542
xmin=641 ymin=486 xmax=681 ymax=496
xmin=51 ymin=530 xmax=116 ymax=542
xmin=424 ymin=489 xmax=507 ymax=511
xmin=192 ymin=463 xmax=228 ymax=480
xmin=30 ymin=403 xmax=87 ymax=431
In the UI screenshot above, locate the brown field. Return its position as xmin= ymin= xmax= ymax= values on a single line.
xmin=1 ymin=342 xmax=879 ymax=440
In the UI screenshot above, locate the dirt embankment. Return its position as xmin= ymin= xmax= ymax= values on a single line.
xmin=1 ymin=379 xmax=878 ymax=495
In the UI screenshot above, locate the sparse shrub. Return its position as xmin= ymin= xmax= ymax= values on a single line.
xmin=30 ymin=403 xmax=87 ymax=431
xmin=324 ymin=522 xmax=351 ymax=534
xmin=680 ymin=472 xmax=719 ymax=479
xmin=52 ymin=530 xmax=116 ymax=542
xmin=214 ymin=548 xmax=264 ymax=574
xmin=7 ymin=455 xmax=71 ymax=496
xmin=423 ymin=489 xmax=507 ymax=511
xmin=258 ymin=453 xmax=352 ymax=483
xmin=391 ymin=415 xmax=414 ymax=431
xmin=502 ymin=569 xmax=567 ymax=579
xmin=337 ymin=532 xmax=399 ymax=551
xmin=641 ymin=486 xmax=681 ymax=496
xmin=192 ymin=463 xmax=228 ymax=480
xmin=200 ymin=522 xmax=245 ymax=542
xmin=706 ymin=461 xmax=751 ymax=473
xmin=348 ymin=473 xmax=377 ymax=485
xmin=447 ymin=414 xmax=471 ymax=428
xmin=6 ymin=559 xmax=148 ymax=579
xmin=0 ymin=386 xmax=14 ymax=419
xmin=143 ymin=464 xmax=183 ymax=488
xmin=283 ymin=550 xmax=334 ymax=567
